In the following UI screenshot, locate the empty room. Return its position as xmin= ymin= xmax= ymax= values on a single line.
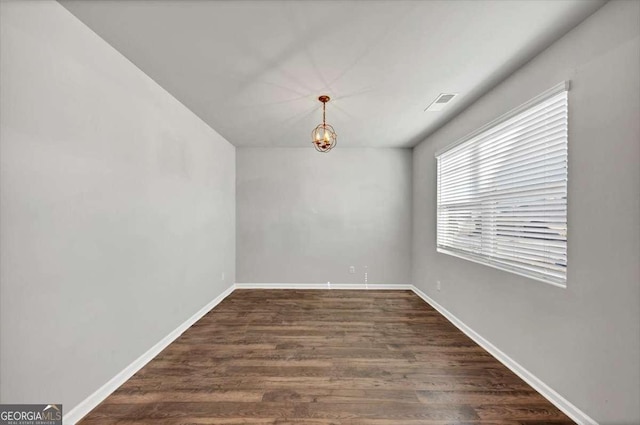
xmin=1 ymin=0 xmax=639 ymax=424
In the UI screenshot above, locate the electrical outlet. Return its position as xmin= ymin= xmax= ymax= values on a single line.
xmin=437 ymin=280 xmax=441 ymax=291
xmin=349 ymin=266 xmax=355 ymax=274
xmin=221 ymin=272 xmax=225 ymax=281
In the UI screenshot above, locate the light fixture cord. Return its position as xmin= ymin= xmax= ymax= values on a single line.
xmin=323 ymin=101 xmax=326 ymax=126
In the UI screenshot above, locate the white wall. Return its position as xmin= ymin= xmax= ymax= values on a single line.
xmin=412 ymin=1 xmax=640 ymax=423
xmin=237 ymin=148 xmax=412 ymax=285
xmin=0 ymin=0 xmax=235 ymax=410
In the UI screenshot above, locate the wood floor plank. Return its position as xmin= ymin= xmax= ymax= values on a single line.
xmin=79 ymin=290 xmax=574 ymax=424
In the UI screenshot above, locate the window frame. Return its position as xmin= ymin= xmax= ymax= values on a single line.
xmin=435 ymin=81 xmax=569 ymax=288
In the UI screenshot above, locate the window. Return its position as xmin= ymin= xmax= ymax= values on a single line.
xmin=436 ymin=82 xmax=568 ymax=287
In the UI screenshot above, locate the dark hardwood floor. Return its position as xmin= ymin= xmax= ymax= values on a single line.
xmin=80 ymin=289 xmax=574 ymax=424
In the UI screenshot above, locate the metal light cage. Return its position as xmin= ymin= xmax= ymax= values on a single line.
xmin=311 ymin=95 xmax=337 ymax=153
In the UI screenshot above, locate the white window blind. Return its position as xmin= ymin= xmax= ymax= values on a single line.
xmin=436 ymin=82 xmax=568 ymax=287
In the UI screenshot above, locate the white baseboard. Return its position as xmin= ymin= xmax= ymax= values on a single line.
xmin=234 ymin=283 xmax=412 ymax=290
xmin=235 ymin=282 xmax=328 ymax=289
xmin=409 ymin=285 xmax=598 ymax=425
xmin=63 ymin=282 xmax=408 ymax=423
xmin=63 ymin=282 xmax=596 ymax=425
xmin=63 ymin=284 xmax=235 ymax=425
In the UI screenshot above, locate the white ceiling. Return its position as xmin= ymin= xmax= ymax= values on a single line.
xmin=60 ymin=0 xmax=604 ymax=148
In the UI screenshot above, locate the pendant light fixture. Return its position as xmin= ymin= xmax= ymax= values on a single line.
xmin=311 ymin=95 xmax=337 ymax=153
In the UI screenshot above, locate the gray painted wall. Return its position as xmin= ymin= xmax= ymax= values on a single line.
xmin=0 ymin=0 xmax=235 ymax=409
xmin=412 ymin=1 xmax=640 ymax=423
xmin=237 ymin=148 xmax=412 ymax=285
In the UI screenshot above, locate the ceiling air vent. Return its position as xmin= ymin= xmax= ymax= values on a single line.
xmin=424 ymin=93 xmax=458 ymax=112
